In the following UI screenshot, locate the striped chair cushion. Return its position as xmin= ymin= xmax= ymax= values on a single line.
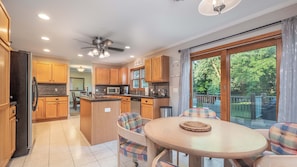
xmin=230 ymin=151 xmax=276 ymax=167
xmin=157 ymin=161 xmax=177 ymax=167
xmin=269 ymin=122 xmax=297 ymax=155
xmin=181 ymin=107 xmax=217 ymax=119
xmin=118 ymin=112 xmax=143 ymax=133
xmin=119 ymin=141 xmax=147 ymax=161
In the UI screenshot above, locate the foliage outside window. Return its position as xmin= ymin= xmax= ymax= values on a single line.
xmin=131 ymin=67 xmax=148 ymax=89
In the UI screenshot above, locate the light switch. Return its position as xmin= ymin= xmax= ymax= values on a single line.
xmin=55 ymin=88 xmax=58 ymax=92
xmin=104 ymin=108 xmax=111 ymax=112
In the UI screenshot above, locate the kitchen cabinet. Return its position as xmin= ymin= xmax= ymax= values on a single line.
xmin=32 ymin=98 xmax=45 ymax=121
xmin=35 ymin=62 xmax=68 ymax=84
xmin=110 ymin=68 xmax=119 ymax=85
xmin=141 ymin=98 xmax=169 ymax=119
xmin=119 ymin=67 xmax=128 ymax=85
xmin=0 ymin=2 xmax=11 ymax=166
xmin=121 ymin=96 xmax=131 ymax=113
xmin=0 ymin=2 xmax=10 ymax=46
xmin=95 ymin=67 xmax=128 ymax=85
xmin=95 ymin=67 xmax=110 ymax=85
xmin=145 ymin=55 xmax=169 ymax=83
xmin=44 ymin=97 xmax=68 ymax=120
xmin=9 ymin=105 xmax=16 ymax=156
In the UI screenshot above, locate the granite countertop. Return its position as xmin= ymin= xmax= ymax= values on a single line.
xmin=118 ymin=94 xmax=170 ymax=99
xmin=80 ymin=96 xmax=122 ymax=102
xmin=39 ymin=94 xmax=69 ymax=97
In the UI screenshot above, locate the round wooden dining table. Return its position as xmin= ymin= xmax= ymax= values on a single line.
xmin=144 ymin=117 xmax=268 ymax=167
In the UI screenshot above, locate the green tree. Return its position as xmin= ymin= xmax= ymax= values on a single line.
xmin=192 ymin=46 xmax=276 ymax=96
xmin=192 ymin=56 xmax=221 ymax=95
xmin=230 ymin=46 xmax=276 ymax=96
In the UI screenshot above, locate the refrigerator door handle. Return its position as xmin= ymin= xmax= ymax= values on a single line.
xmin=32 ymin=77 xmax=38 ymax=111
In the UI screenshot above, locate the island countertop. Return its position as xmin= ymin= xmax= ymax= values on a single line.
xmin=80 ymin=96 xmax=121 ymax=102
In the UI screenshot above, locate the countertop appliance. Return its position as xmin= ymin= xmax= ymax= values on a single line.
xmin=107 ymin=86 xmax=120 ymax=95
xmin=120 ymin=86 xmax=129 ymax=94
xmin=10 ymin=51 xmax=38 ymax=157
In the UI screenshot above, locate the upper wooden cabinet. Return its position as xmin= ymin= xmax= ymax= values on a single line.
xmin=0 ymin=2 xmax=10 ymax=46
xmin=119 ymin=67 xmax=128 ymax=85
xmin=110 ymin=68 xmax=119 ymax=85
xmin=0 ymin=42 xmax=10 ymax=106
xmin=145 ymin=55 xmax=169 ymax=83
xmin=35 ymin=61 xmax=68 ymax=83
xmin=0 ymin=2 xmax=10 ymax=167
xmin=95 ymin=67 xmax=110 ymax=85
xmin=95 ymin=67 xmax=128 ymax=85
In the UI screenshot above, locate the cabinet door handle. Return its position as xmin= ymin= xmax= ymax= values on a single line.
xmin=56 ymin=98 xmax=59 ymax=100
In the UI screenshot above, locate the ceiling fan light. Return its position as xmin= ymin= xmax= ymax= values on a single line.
xmin=77 ymin=66 xmax=85 ymax=72
xmin=104 ymin=51 xmax=110 ymax=58
xmin=198 ymin=0 xmax=241 ymax=16
xmin=99 ymin=52 xmax=105 ymax=58
xmin=88 ymin=51 xmax=94 ymax=57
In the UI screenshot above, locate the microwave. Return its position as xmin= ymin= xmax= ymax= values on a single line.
xmin=107 ymin=87 xmax=120 ymax=94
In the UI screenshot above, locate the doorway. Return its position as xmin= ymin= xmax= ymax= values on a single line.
xmin=69 ymin=67 xmax=92 ymax=116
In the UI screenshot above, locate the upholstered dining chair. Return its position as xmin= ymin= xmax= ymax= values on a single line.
xmin=227 ymin=122 xmax=297 ymax=167
xmin=152 ymin=149 xmax=176 ymax=167
xmin=71 ymin=92 xmax=80 ymax=110
xmin=117 ymin=112 xmax=151 ymax=167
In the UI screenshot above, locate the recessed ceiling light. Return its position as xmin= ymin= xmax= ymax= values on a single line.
xmin=78 ymin=54 xmax=83 ymax=57
xmin=43 ymin=49 xmax=50 ymax=52
xmin=125 ymin=46 xmax=131 ymax=49
xmin=130 ymin=55 xmax=134 ymax=58
xmin=38 ymin=13 xmax=50 ymax=20
xmin=41 ymin=36 xmax=50 ymax=41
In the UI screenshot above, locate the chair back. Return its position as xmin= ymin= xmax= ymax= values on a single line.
xmin=72 ymin=92 xmax=76 ymax=101
xmin=269 ymin=122 xmax=297 ymax=155
xmin=118 ymin=112 xmax=143 ymax=133
xmin=181 ymin=107 xmax=217 ymax=119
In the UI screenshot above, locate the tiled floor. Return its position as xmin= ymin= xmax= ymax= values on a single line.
xmin=8 ymin=115 xmax=224 ymax=167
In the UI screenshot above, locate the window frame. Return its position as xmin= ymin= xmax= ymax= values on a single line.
xmin=130 ymin=66 xmax=147 ymax=91
xmin=190 ymin=31 xmax=282 ymax=122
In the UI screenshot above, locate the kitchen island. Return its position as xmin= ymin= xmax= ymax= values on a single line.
xmin=80 ymin=96 xmax=121 ymax=145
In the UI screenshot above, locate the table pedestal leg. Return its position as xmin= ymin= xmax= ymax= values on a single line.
xmin=189 ymin=155 xmax=204 ymax=167
xmin=146 ymin=138 xmax=157 ymax=167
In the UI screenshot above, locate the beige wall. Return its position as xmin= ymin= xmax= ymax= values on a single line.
xmin=127 ymin=4 xmax=297 ymax=116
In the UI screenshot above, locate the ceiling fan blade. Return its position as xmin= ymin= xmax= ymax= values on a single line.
xmin=75 ymin=39 xmax=93 ymax=45
xmin=102 ymin=39 xmax=113 ymax=46
xmin=81 ymin=46 xmax=96 ymax=49
xmin=107 ymin=47 xmax=125 ymax=52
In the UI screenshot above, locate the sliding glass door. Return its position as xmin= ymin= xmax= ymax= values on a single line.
xmin=191 ymin=54 xmax=221 ymax=118
xmin=190 ymin=33 xmax=281 ymax=128
xmin=230 ymin=46 xmax=277 ymax=128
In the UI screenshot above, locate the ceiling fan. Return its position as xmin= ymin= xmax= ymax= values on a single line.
xmin=81 ymin=37 xmax=124 ymax=58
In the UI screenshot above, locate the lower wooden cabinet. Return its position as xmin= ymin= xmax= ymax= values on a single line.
xmin=45 ymin=97 xmax=68 ymax=119
xmin=121 ymin=96 xmax=131 ymax=113
xmin=141 ymin=98 xmax=169 ymax=119
xmin=8 ymin=105 xmax=16 ymax=161
xmin=33 ymin=96 xmax=68 ymax=121
xmin=32 ymin=98 xmax=45 ymax=121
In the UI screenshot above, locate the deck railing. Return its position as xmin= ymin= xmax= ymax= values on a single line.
xmin=195 ymin=94 xmax=276 ymax=119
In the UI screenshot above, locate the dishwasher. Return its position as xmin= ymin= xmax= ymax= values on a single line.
xmin=130 ymin=97 xmax=141 ymax=114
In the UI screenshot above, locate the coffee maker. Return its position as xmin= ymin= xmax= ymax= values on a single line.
xmin=120 ymin=86 xmax=129 ymax=94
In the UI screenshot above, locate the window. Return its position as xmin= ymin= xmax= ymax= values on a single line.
xmin=131 ymin=67 xmax=148 ymax=89
xmin=190 ymin=31 xmax=281 ymax=129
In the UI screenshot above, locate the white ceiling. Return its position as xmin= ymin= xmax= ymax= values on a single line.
xmin=2 ymin=0 xmax=297 ymax=67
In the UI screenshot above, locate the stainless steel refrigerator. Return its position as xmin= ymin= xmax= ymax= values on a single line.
xmin=10 ymin=50 xmax=38 ymax=157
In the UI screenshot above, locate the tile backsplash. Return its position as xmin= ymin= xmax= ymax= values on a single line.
xmin=38 ymin=84 xmax=67 ymax=95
